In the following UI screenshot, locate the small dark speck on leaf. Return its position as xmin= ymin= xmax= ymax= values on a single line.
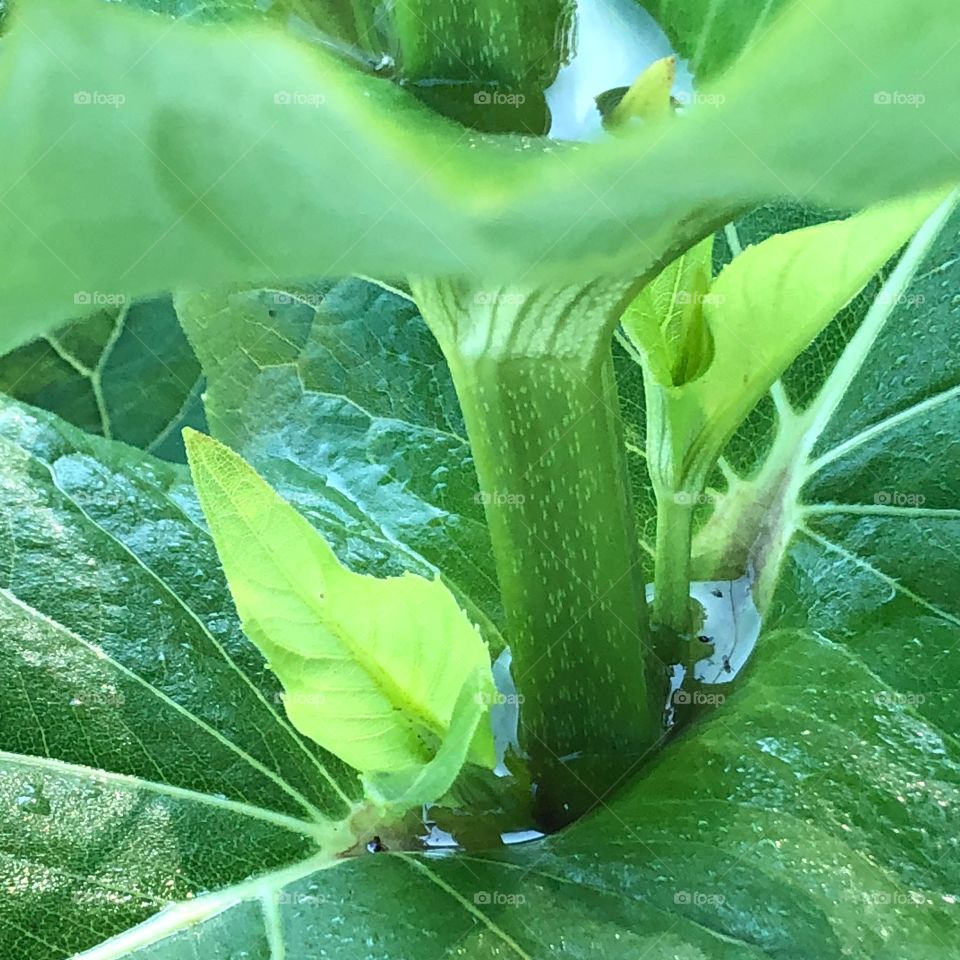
xmin=366 ymin=836 xmax=385 ymax=853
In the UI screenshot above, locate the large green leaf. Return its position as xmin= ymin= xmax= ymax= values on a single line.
xmin=175 ymin=278 xmax=504 ymax=632
xmin=0 ymin=297 xmax=205 ymax=461
xmin=3 ymin=185 xmax=960 ymax=960
xmin=0 ymin=399 xmax=363 ymax=959
xmin=80 ymin=629 xmax=959 ymax=960
xmin=1 ymin=0 xmax=959 ymax=351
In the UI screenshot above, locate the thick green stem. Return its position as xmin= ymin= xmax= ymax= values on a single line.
xmin=453 ymin=350 xmax=660 ymax=821
xmin=414 ymin=279 xmax=663 ymax=827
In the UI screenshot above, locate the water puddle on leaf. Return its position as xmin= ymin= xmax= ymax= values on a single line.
xmin=654 ymin=570 xmax=763 ymax=728
xmin=690 ymin=573 xmax=763 ymax=683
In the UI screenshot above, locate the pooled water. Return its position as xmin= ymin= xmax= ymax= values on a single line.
xmin=690 ymin=573 xmax=763 ymax=683
xmin=650 ymin=570 xmax=762 ymax=685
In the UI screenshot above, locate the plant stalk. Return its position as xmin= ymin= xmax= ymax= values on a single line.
xmin=641 ymin=365 xmax=705 ymax=659
xmin=414 ymin=279 xmax=664 ymax=827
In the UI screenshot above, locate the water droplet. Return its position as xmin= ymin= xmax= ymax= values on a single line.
xmin=16 ymin=784 xmax=52 ymax=816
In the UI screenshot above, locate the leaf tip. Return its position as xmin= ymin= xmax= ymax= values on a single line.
xmin=182 ymin=428 xmax=225 ymax=467
xmin=181 ymin=426 xmax=205 ymax=449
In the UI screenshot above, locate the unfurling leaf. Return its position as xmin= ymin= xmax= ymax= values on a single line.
xmin=636 ymin=189 xmax=947 ymax=493
xmin=183 ymin=429 xmax=497 ymax=778
xmin=604 ymin=55 xmax=676 ymax=132
xmin=621 ymin=234 xmax=715 ymax=387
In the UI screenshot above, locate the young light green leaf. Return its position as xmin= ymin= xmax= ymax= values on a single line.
xmin=694 ymin=191 xmax=944 ymax=454
xmin=606 ymin=55 xmax=676 ymax=132
xmin=641 ymin=190 xmax=949 ymax=636
xmin=621 ymin=234 xmax=714 ymax=387
xmin=647 ymin=190 xmax=946 ymax=492
xmin=183 ymin=429 xmax=497 ymax=777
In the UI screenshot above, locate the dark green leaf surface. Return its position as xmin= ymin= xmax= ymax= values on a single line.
xmin=0 ymin=297 xmax=206 ymax=461
xmin=47 ymin=632 xmax=960 ymax=960
xmin=176 ymin=278 xmax=504 ymax=630
xmin=775 ymin=206 xmax=960 ymax=737
xmin=0 ymin=401 xmax=359 ymax=958
xmin=2 ymin=0 xmax=959 ymax=350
